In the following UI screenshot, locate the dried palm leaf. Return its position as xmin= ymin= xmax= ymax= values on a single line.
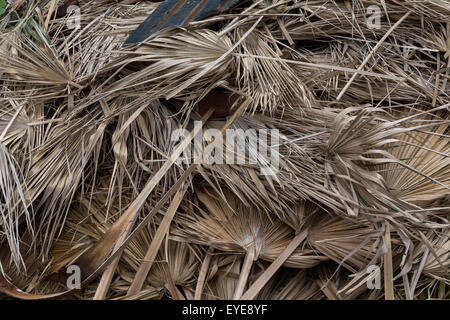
xmin=173 ymin=188 xmax=323 ymax=298
xmin=233 ymin=28 xmax=313 ymax=113
xmin=118 ymin=235 xmax=200 ymax=300
xmin=256 ymin=268 xmax=323 ymax=300
xmin=308 ymin=214 xmax=380 ymax=273
xmin=378 ymin=118 xmax=449 ymax=206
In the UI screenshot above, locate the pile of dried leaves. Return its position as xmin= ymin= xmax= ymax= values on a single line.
xmin=0 ymin=0 xmax=448 ymax=300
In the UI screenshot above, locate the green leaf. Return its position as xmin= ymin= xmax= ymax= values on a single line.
xmin=0 ymin=0 xmax=6 ymax=15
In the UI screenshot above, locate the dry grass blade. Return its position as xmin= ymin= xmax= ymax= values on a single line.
xmin=383 ymin=222 xmax=394 ymax=300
